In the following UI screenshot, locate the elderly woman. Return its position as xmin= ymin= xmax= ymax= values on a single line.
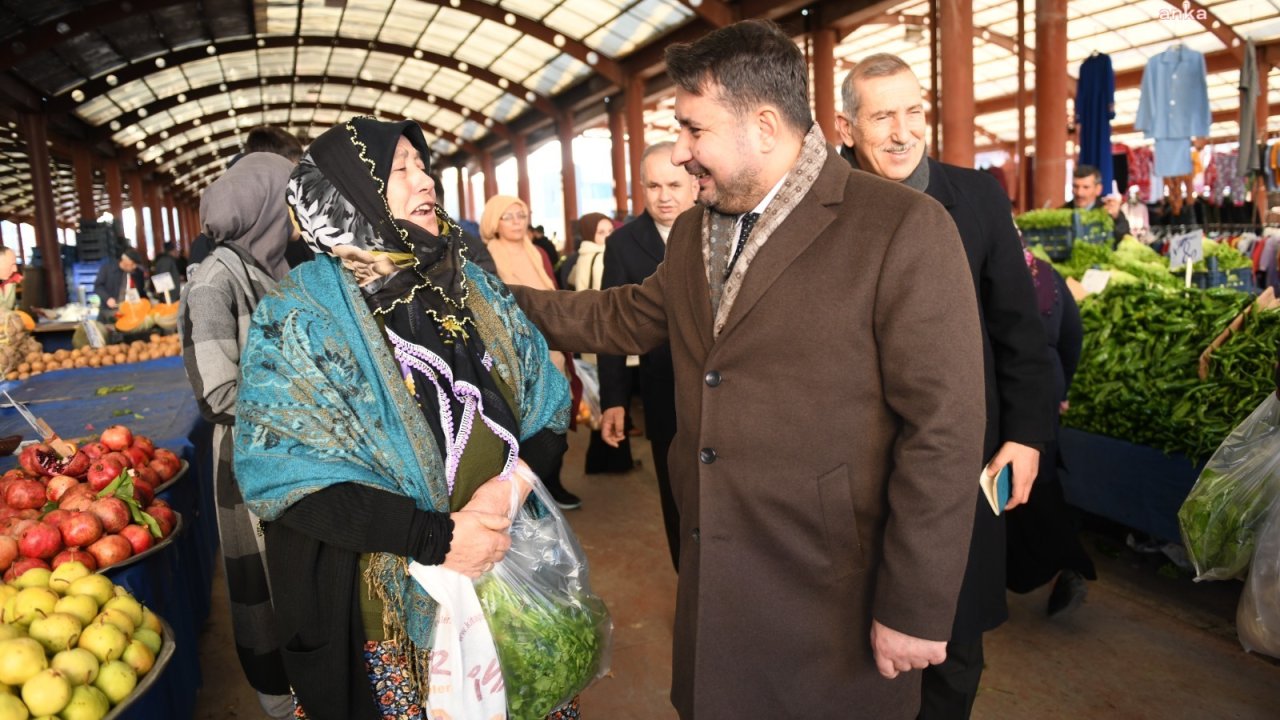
xmin=481 ymin=195 xmax=583 ymax=509
xmin=232 ymin=117 xmax=574 ymax=720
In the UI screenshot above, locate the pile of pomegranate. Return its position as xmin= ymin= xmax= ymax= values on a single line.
xmin=0 ymin=425 xmax=180 ymax=577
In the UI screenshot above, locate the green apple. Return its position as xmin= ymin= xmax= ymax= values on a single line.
xmin=75 ymin=622 xmax=126 ymax=664
xmin=13 ymin=568 xmax=52 ymax=590
xmin=91 ymin=660 xmax=135 ymax=705
xmin=63 ymin=577 xmax=112 ymax=610
xmin=46 ymin=564 xmax=91 ymax=596
xmin=20 ymin=668 xmax=71 ymax=716
xmin=0 ymin=625 xmax=23 ymax=642
xmin=26 ymin=614 xmax=82 ymax=654
xmin=0 ymin=692 xmax=28 ymax=720
xmin=89 ymin=609 xmax=132 ymax=638
xmin=120 ymin=640 xmax=153 ymax=677
xmin=51 ymin=596 xmax=96 ymax=628
xmin=0 ymin=637 xmax=48 ymax=685
xmin=129 ymin=628 xmax=160 ymax=656
xmin=12 ymin=588 xmax=58 ymax=626
xmin=99 ymin=597 xmax=141 ymax=630
xmin=137 ymin=609 xmax=161 ymax=635
xmin=49 ymin=649 xmax=98 ymax=687
xmin=55 ymin=684 xmax=108 ymax=720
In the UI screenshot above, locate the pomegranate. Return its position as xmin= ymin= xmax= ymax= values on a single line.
xmin=3 ymin=517 xmax=36 ymax=539
xmin=58 ymin=512 xmax=104 ymax=548
xmin=0 ymin=468 xmax=30 ymax=483
xmin=45 ymin=475 xmax=80 ymax=503
xmin=103 ymin=451 xmax=133 ymax=470
xmin=5 ymin=478 xmax=48 ymax=510
xmin=86 ymin=459 xmax=124 ymax=492
xmin=51 ymin=548 xmax=97 ymax=570
xmin=131 ymin=436 xmax=154 ymax=458
xmin=149 ymin=498 xmax=169 ymax=509
xmin=57 ymin=486 xmax=96 ymax=513
xmin=123 ymin=446 xmax=150 ymax=469
xmin=86 ymin=534 xmax=132 ymax=568
xmin=131 ymin=479 xmax=155 ymax=507
xmin=145 ymin=505 xmax=177 ymax=538
xmin=17 ymin=443 xmax=89 ymax=478
xmin=148 ymin=458 xmax=176 ymax=482
xmin=0 ymin=535 xmax=17 ymax=569
xmin=41 ymin=509 xmax=72 ymax=527
xmin=118 ymin=525 xmax=154 ymax=555
xmin=18 ymin=522 xmax=64 ymax=559
xmin=3 ymin=556 xmax=49 ymax=582
xmin=133 ymin=466 xmax=159 ymax=488
xmin=80 ymin=441 xmax=110 ymax=460
xmin=89 ymin=497 xmax=130 ymax=533
xmin=100 ymin=426 xmax=133 ymax=452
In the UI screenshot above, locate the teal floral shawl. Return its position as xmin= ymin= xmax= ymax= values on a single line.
xmin=233 ymin=252 xmax=569 ymax=662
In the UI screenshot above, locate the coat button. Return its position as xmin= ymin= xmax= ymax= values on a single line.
xmin=699 ymin=448 xmax=717 ymax=464
xmin=691 ymin=528 xmax=700 ymax=542
xmin=704 ymin=370 xmax=722 ymax=387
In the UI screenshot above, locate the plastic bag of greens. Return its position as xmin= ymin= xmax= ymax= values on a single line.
xmin=1178 ymin=393 xmax=1280 ymax=580
xmin=475 ymin=463 xmax=611 ymax=720
xmin=1238 ymin=507 xmax=1280 ymax=658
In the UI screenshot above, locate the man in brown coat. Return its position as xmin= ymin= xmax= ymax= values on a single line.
xmin=509 ymin=20 xmax=986 ymax=719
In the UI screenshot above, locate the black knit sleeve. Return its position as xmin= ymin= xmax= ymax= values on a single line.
xmin=272 ymin=483 xmax=454 ymax=566
xmin=519 ymin=428 xmax=568 ymax=484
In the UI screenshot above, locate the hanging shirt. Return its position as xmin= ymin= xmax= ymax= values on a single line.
xmin=1135 ymin=45 xmax=1212 ymax=177
xmin=1076 ymin=53 xmax=1117 ymax=193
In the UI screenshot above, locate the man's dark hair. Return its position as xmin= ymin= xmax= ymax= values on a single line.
xmin=664 ymin=19 xmax=812 ymax=133
xmin=121 ymin=248 xmax=142 ymax=264
xmin=1073 ymin=164 xmax=1102 ymax=183
xmin=244 ymin=126 xmax=304 ymax=163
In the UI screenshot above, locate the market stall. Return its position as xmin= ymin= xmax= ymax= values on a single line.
xmin=0 ymin=355 xmax=217 ymax=720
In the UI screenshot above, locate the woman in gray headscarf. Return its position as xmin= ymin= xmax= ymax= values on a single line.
xmin=178 ymin=151 xmax=297 ymax=719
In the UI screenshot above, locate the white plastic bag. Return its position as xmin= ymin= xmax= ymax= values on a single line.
xmin=1238 ymin=507 xmax=1280 ymax=658
xmin=408 ymin=562 xmax=507 ymax=720
xmin=1178 ymin=393 xmax=1280 ymax=580
xmin=475 ymin=463 xmax=612 ymax=720
xmin=574 ymin=360 xmax=603 ymax=430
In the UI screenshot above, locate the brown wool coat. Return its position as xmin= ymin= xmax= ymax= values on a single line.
xmin=511 ymin=148 xmax=985 ymax=719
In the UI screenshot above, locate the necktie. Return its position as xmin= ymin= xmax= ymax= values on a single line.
xmin=726 ymin=212 xmax=759 ymax=278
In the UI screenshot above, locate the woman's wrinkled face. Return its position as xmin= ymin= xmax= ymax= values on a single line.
xmin=385 ymin=136 xmax=438 ymax=235
xmin=594 ymin=218 xmax=612 ymax=244
xmin=497 ymin=202 xmax=528 ymax=243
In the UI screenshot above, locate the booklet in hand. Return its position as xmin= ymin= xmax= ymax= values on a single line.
xmin=979 ymin=463 xmax=1012 ymax=516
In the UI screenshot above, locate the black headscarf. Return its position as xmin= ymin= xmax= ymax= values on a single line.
xmin=287 ymin=117 xmax=519 ymax=481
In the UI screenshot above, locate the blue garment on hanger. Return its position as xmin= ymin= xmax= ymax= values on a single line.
xmin=1135 ymin=45 xmax=1212 ymax=177
xmin=1077 ymin=53 xmax=1116 ymax=193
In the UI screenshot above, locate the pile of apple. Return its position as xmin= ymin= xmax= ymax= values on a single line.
xmin=0 ymin=424 xmax=180 ymax=577
xmin=0 ymin=562 xmax=164 ymax=719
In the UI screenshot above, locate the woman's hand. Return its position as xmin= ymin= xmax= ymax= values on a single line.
xmin=443 ymin=511 xmax=511 ymax=578
xmin=461 ymin=463 xmax=535 ymax=518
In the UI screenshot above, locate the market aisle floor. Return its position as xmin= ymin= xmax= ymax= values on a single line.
xmin=194 ymin=429 xmax=1280 ymax=719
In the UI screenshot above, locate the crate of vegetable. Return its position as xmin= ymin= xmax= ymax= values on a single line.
xmin=1016 ymin=208 xmax=1115 ymax=262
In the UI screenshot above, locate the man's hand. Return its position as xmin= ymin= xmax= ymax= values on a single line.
xmin=1102 ymin=195 xmax=1122 ymax=218
xmin=601 ymin=406 xmax=626 ymax=448
xmin=1059 ymin=400 xmax=1070 ymax=416
xmin=870 ymin=620 xmax=947 ymax=679
xmin=988 ymin=440 xmax=1040 ymax=511
xmin=106 ymin=297 xmax=118 ymax=309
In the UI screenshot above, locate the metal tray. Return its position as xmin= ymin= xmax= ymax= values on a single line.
xmin=151 ymin=458 xmax=188 ymax=495
xmin=96 ymin=510 xmax=183 ymax=575
xmin=102 ymin=615 xmax=177 ymax=720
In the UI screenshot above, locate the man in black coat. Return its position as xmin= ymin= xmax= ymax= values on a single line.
xmin=1064 ymin=164 xmax=1130 ymax=246
xmin=93 ymin=248 xmax=147 ymax=322
xmin=838 ymin=54 xmax=1056 ymax=720
xmin=597 ymin=141 xmax=696 ymax=571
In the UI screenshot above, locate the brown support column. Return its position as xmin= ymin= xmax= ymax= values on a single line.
xmin=463 ymin=167 xmax=477 ymax=223
xmin=480 ymin=152 xmax=498 ymax=202
xmin=1034 ymin=0 xmax=1069 ymax=209
xmin=512 ymin=135 xmax=531 ymax=207
xmin=607 ymin=97 xmax=628 ymax=218
xmin=929 ymin=1 xmax=941 ymax=159
xmin=19 ymin=113 xmax=67 ymax=307
xmin=812 ymin=28 xmax=838 ymax=145
xmin=104 ymin=161 xmax=124 ymax=224
xmin=940 ymin=0 xmax=975 ymax=167
xmin=1015 ymin=0 xmax=1028 ymax=212
xmin=626 ymin=75 xmax=646 ymax=217
xmin=143 ymin=178 xmax=161 ymax=258
xmin=73 ymin=148 xmax=97 ymax=225
xmin=128 ymin=172 xmax=151 ymax=260
xmin=558 ymin=112 xmax=579 ymax=254
xmin=455 ymin=168 xmax=469 ymax=221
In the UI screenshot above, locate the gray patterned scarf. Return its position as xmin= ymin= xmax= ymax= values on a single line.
xmin=703 ymin=123 xmax=829 ymax=336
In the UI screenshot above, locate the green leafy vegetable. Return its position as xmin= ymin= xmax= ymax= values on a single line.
xmin=97 ymin=468 xmax=164 ymax=538
xmin=475 ymin=575 xmax=607 ymax=720
xmin=1178 ymin=467 xmax=1279 ymax=580
xmin=95 ymin=384 xmax=135 ymax=396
